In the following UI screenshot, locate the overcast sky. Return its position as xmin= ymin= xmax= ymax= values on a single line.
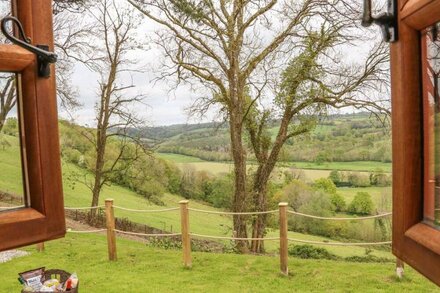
xmin=58 ymin=4 xmax=216 ymax=128
xmin=56 ymin=2 xmax=385 ymax=128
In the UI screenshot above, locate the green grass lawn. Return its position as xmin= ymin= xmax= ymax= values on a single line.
xmin=0 ymin=233 xmax=437 ymax=292
xmin=0 ymin=135 xmax=25 ymax=196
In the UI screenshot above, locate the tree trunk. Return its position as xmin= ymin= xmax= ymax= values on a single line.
xmin=90 ymin=131 xmax=106 ymax=220
xmin=250 ymin=167 xmax=269 ymax=253
xmin=250 ymin=120 xmax=289 ymax=253
xmin=230 ymin=113 xmax=249 ymax=253
xmin=0 ymin=112 xmax=6 ymax=133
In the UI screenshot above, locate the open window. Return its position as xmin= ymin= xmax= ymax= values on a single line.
xmin=0 ymin=0 xmax=65 ymax=251
xmin=392 ymin=0 xmax=440 ymax=285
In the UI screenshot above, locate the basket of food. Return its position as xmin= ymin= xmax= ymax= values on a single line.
xmin=19 ymin=267 xmax=79 ymax=292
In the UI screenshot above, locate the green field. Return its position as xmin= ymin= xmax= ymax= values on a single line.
xmin=157 ymin=153 xmax=392 ymax=173
xmin=157 ymin=153 xmax=205 ymax=163
xmin=285 ymin=161 xmax=392 ymax=173
xmin=338 ymin=187 xmax=392 ymax=211
xmin=0 ymin=233 xmax=437 ymax=292
xmin=0 ymin=135 xmax=394 ymax=259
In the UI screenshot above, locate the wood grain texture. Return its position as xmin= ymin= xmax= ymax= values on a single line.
xmin=105 ymin=199 xmax=117 ymax=261
xmin=391 ymin=0 xmax=440 ymax=286
xmin=0 ymin=45 xmax=34 ymax=72
xmin=0 ymin=0 xmax=65 ymax=252
xmin=406 ymin=223 xmax=440 ymax=256
xmin=180 ymin=200 xmax=192 ymax=268
xmin=279 ymin=203 xmax=288 ymax=276
xmin=402 ymin=0 xmax=440 ymax=29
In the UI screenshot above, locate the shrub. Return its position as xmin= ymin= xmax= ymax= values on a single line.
xmin=294 ymin=192 xmax=336 ymax=236
xmin=347 ymin=172 xmax=371 ymax=187
xmin=313 ymin=178 xmax=337 ymax=194
xmin=348 ymin=192 xmax=375 ymax=215
xmin=330 ymin=193 xmax=346 ymax=212
xmin=369 ymin=169 xmax=392 ymax=187
xmin=288 ymin=244 xmax=339 ymax=260
xmin=208 ymin=175 xmax=233 ymax=209
xmin=328 ymin=170 xmax=342 ymax=186
xmin=279 ymin=180 xmax=314 ymax=211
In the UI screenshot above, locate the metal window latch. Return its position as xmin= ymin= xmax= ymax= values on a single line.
xmin=362 ymin=0 xmax=398 ymax=43
xmin=1 ymin=16 xmax=57 ymax=78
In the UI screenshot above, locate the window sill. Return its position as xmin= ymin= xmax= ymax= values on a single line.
xmin=405 ymin=222 xmax=440 ymax=256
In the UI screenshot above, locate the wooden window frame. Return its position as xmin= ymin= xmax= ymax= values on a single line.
xmin=0 ymin=0 xmax=65 ymax=251
xmin=392 ymin=0 xmax=440 ymax=285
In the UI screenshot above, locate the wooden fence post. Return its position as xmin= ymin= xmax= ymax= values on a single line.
xmin=36 ymin=242 xmax=45 ymax=252
xmin=396 ymin=257 xmax=404 ymax=279
xmin=180 ymin=200 xmax=192 ymax=268
xmin=279 ymin=202 xmax=289 ymax=276
xmin=105 ymin=199 xmax=117 ymax=261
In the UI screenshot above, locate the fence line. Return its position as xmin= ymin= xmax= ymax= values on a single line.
xmin=0 ymin=205 xmax=24 ymax=210
xmin=190 ymin=233 xmax=280 ymax=241
xmin=113 ymin=205 xmax=179 ymax=213
xmin=4 ymin=199 xmax=401 ymax=278
xmin=64 ymin=205 xmax=104 ymax=210
xmin=67 ymin=229 xmax=106 ymax=234
xmin=287 ymin=210 xmax=392 ymax=220
xmin=288 ymin=238 xmax=392 ymax=246
xmin=188 ymin=208 xmax=278 ymax=215
xmin=115 ymin=229 xmax=181 ymax=237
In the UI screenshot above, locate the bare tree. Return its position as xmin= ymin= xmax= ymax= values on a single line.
xmin=0 ymin=75 xmax=16 ymax=133
xmin=0 ymin=0 xmax=92 ymax=130
xmin=128 ymin=0 xmax=389 ymax=252
xmin=53 ymin=0 xmax=91 ymax=15
xmin=0 ymin=1 xmax=16 ymax=132
xmin=80 ymin=0 xmax=146 ymax=215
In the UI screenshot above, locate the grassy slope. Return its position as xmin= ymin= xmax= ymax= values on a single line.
xmin=0 ymin=135 xmax=25 ymax=196
xmin=1 ymin=136 xmax=392 ymax=258
xmin=157 ymin=153 xmax=392 ymax=173
xmin=0 ymin=233 xmax=438 ymax=293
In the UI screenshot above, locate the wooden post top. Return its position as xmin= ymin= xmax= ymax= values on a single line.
xmin=105 ymin=199 xmax=114 ymax=203
xmin=279 ymin=202 xmax=288 ymax=207
xmin=179 ymin=200 xmax=189 ymax=204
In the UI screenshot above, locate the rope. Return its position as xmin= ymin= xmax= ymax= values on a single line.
xmin=288 ymin=238 xmax=392 ymax=246
xmin=190 ymin=233 xmax=279 ymax=241
xmin=113 ymin=206 xmax=179 ymax=213
xmin=66 ymin=229 xmax=106 ymax=233
xmin=188 ymin=208 xmax=278 ymax=215
xmin=0 ymin=206 xmax=23 ymax=210
xmin=64 ymin=206 xmax=104 ymax=211
xmin=287 ymin=210 xmax=392 ymax=221
xmin=114 ymin=229 xmax=181 ymax=237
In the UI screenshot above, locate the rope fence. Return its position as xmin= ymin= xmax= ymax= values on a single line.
xmin=288 ymin=238 xmax=392 ymax=246
xmin=67 ymin=228 xmax=106 ymax=234
xmin=2 ymin=199 xmax=403 ymax=278
xmin=64 ymin=205 xmax=104 ymax=211
xmin=113 ymin=206 xmax=179 ymax=213
xmin=190 ymin=233 xmax=280 ymax=241
xmin=287 ymin=210 xmax=392 ymax=220
xmin=188 ymin=208 xmax=278 ymax=215
xmin=114 ymin=229 xmax=181 ymax=237
xmin=0 ymin=205 xmax=24 ymax=210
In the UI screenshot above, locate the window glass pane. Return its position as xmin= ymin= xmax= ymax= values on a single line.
xmin=0 ymin=73 xmax=27 ymax=212
xmin=423 ymin=22 xmax=440 ymax=227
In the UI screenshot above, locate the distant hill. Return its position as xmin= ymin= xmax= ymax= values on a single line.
xmin=133 ymin=122 xmax=228 ymax=142
xmin=135 ymin=112 xmax=392 ymax=163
